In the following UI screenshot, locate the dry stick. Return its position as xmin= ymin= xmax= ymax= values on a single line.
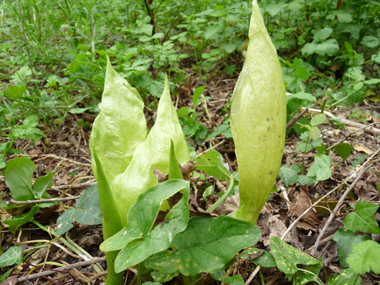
xmin=16 ymin=257 xmax=106 ymax=282
xmin=310 ymin=164 xmax=372 ymax=256
xmin=198 ymin=139 xmax=226 ymax=156
xmin=281 ymin=147 xmax=380 ymax=242
xmin=306 ymin=107 xmax=380 ymax=136
xmin=24 ymin=153 xmax=91 ymax=167
xmin=245 ymin=148 xmax=380 ymax=283
xmin=6 ymin=196 xmax=80 ymax=206
xmin=286 ymin=108 xmax=309 ymax=129
xmin=326 ymin=122 xmax=377 ymax=151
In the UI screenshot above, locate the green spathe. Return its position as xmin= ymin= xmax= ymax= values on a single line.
xmin=111 ymin=76 xmax=189 ymax=225
xmin=90 ymin=57 xmax=189 ymax=226
xmin=90 ymin=56 xmax=147 ymax=187
xmin=230 ymin=0 xmax=286 ymax=224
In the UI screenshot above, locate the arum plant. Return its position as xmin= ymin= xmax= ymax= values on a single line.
xmin=89 ymin=57 xmax=189 ymax=284
xmin=229 ymin=0 xmax=286 ymax=224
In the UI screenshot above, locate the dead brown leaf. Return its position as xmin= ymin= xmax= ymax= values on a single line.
xmin=353 ymin=143 xmax=374 ymax=154
xmin=289 ymin=186 xmax=320 ymax=227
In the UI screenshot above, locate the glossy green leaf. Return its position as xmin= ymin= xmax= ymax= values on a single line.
xmin=145 ymin=216 xmax=261 ymax=277
xmin=150 ymin=271 xmax=178 ymax=283
xmin=334 ymin=143 xmax=354 ymax=160
xmin=114 ymin=180 xmax=190 ymax=272
xmin=32 ymin=172 xmax=54 ymax=199
xmin=0 ymin=246 xmax=23 ymax=267
xmin=89 ymin=56 xmax=147 ymax=188
xmin=101 ymin=180 xmax=189 ymax=252
xmin=230 ymin=0 xmax=286 ymax=224
xmin=270 ymin=236 xmax=319 ymax=275
xmin=343 ymin=200 xmax=380 ymax=234
xmin=307 ymin=154 xmax=332 ymax=181
xmin=243 ymin=248 xmax=276 ymax=267
xmin=5 ymin=157 xmax=35 ymax=201
xmin=192 ymin=149 xmax=231 ymax=180
xmin=223 ymin=276 xmax=244 ymax=285
xmin=326 ymin=268 xmax=360 ymax=285
xmin=294 ymin=260 xmax=323 ymax=285
xmin=332 ymin=229 xmax=370 ymax=268
xmin=2 ymin=206 xmax=40 ymax=230
xmin=111 ymin=76 xmax=189 ymax=225
xmin=347 ymin=240 xmax=380 ymax=274
xmin=278 ymin=164 xmax=298 ymax=187
xmin=310 ymin=114 xmax=326 ymax=126
xmin=56 ymin=185 xmax=102 ymax=235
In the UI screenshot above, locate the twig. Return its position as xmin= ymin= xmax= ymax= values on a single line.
xmin=286 ymin=108 xmax=309 ymax=129
xmin=311 ymin=164 xmax=371 ymax=255
xmin=244 ymin=265 xmax=260 ymax=285
xmin=325 ymin=122 xmax=377 ymax=151
xmin=16 ymin=257 xmax=106 ymax=282
xmin=281 ymin=147 xmax=380 ymax=242
xmin=51 ymin=181 xmax=96 ymax=191
xmin=243 ymin=149 xmax=378 ymax=283
xmin=31 ymin=154 xmax=91 ymax=167
xmin=5 ymin=196 xmax=80 ymax=206
xmin=306 ymin=107 xmax=380 ymax=136
xmin=198 ymin=139 xmax=226 ymax=156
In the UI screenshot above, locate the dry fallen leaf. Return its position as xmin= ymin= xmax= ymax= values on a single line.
xmin=353 ymin=143 xmax=374 ymax=154
xmin=289 ymin=186 xmax=320 ymax=227
xmin=266 ymin=214 xmax=292 ymax=246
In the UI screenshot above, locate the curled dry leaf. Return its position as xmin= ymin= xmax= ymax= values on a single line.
xmin=289 ymin=186 xmax=320 ymax=227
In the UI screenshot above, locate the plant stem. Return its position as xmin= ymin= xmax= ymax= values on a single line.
xmin=16 ymin=0 xmax=34 ymax=78
xmin=137 ymin=263 xmax=143 ymax=285
xmin=182 ymin=273 xmax=204 ymax=285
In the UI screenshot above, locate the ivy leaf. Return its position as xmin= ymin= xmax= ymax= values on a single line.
xmin=310 ymin=114 xmax=326 ymax=126
xmin=326 ymin=268 xmax=360 ymax=285
xmin=306 ymin=154 xmax=332 ymax=181
xmin=2 ymin=206 xmax=40 ymax=230
xmin=298 ymin=175 xmax=316 ymax=186
xmin=294 ymin=260 xmax=322 ymax=285
xmin=0 ymin=246 xmax=23 ymax=267
xmin=343 ymin=200 xmax=380 ymax=234
xmin=145 ymin=216 xmax=261 ymax=278
xmin=192 ymin=149 xmax=231 ymax=180
xmin=334 ymin=143 xmax=354 ymax=160
xmin=270 ymin=236 xmax=319 ymax=275
xmin=223 ymin=276 xmax=244 ymax=285
xmin=56 ymin=185 xmax=102 ymax=235
xmin=347 ymin=240 xmax=380 ymax=274
xmin=243 ymin=248 xmax=276 ymax=267
xmin=279 ymin=164 xmax=298 ymax=186
xmin=333 ymin=229 xmax=371 ymax=268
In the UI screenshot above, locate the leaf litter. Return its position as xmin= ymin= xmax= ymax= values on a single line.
xmin=1 ymin=59 xmax=380 ymax=284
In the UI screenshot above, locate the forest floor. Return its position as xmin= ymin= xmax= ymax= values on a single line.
xmin=1 ymin=54 xmax=380 ymax=285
